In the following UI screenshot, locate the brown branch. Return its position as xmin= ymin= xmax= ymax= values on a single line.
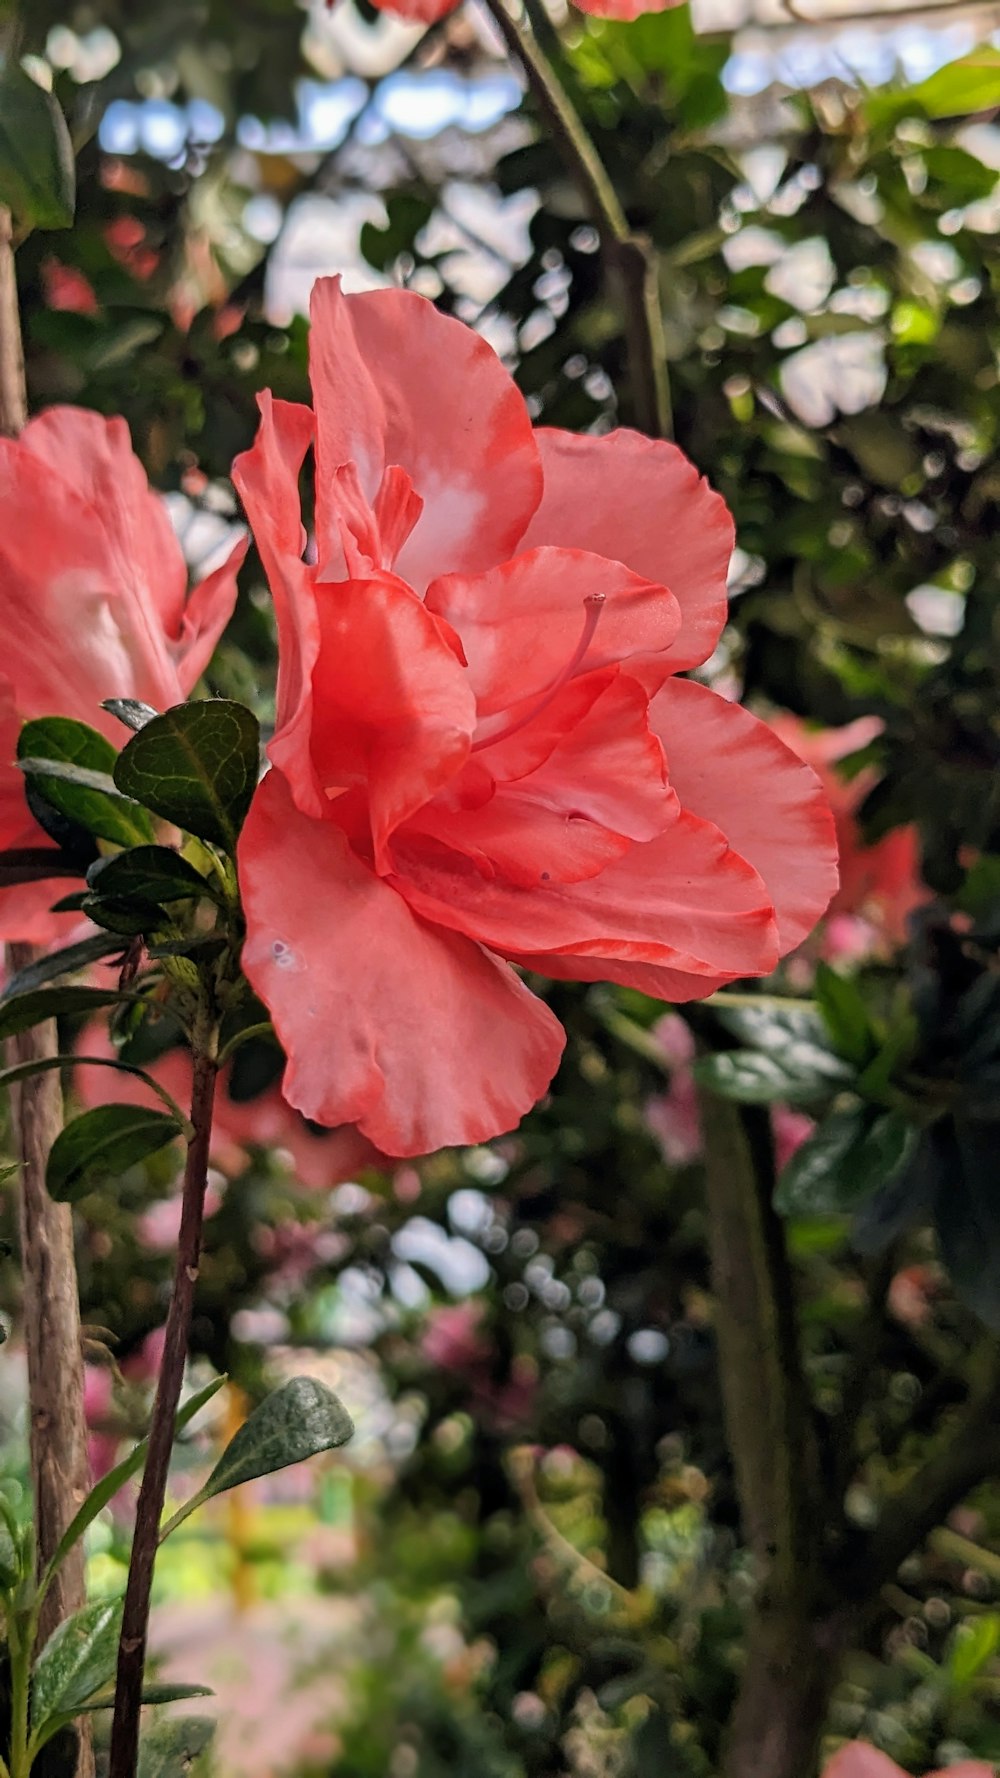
xmin=108 ymin=1039 xmax=218 ymax=1778
xmin=478 ymin=0 xmax=672 ymax=441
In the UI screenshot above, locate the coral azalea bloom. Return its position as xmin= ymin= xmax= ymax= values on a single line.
xmin=329 ymin=0 xmax=680 ymax=26
xmin=0 ymin=407 xmax=246 ymax=943
xmin=822 ymin=1743 xmax=993 ymax=1778
xmin=234 ymin=277 xmax=837 ymax=1157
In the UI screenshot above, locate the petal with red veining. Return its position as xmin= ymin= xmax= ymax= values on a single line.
xmin=425 ymin=547 xmax=679 ymax=719
xmin=238 ymin=770 xmax=565 ymax=1156
xmin=521 ymin=428 xmax=732 ymax=675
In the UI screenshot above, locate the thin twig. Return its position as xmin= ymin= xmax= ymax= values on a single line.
xmin=478 ymin=0 xmax=672 ymax=440
xmin=108 ymin=1036 xmax=218 ymax=1778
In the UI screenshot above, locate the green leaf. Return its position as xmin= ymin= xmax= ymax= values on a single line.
xmin=41 ymin=1376 xmax=225 ymax=1589
xmin=75 ymin=1682 xmax=214 ymax=1714
xmin=46 ymin=1105 xmax=183 ymax=1203
xmin=778 ymin=1106 xmax=918 ymax=1219
xmin=113 ymin=701 xmax=260 ymax=853
xmin=0 ymin=1522 xmax=20 ymax=1591
xmin=866 ymin=46 xmax=1000 ymax=127
xmin=18 ymin=718 xmax=152 ymax=849
xmin=87 ymin=846 xmax=214 ymax=908
xmin=161 ymin=1377 xmax=353 ymax=1539
xmin=0 ymin=986 xmax=135 ymax=1043
xmin=0 ymin=59 xmax=74 ymax=230
xmin=0 ymin=933 xmax=127 ymax=1001
xmin=947 ymin=1614 xmax=1000 ymax=1694
xmin=137 ymin=1715 xmax=216 ymax=1778
xmin=102 ymin=699 xmax=160 ymax=734
xmin=692 ymin=1049 xmax=841 ymax=1106
xmin=31 ymin=1598 xmax=123 ymax=1735
xmin=813 ymin=965 xmax=878 ymax=1068
xmin=79 ymin=893 xmax=169 ymax=937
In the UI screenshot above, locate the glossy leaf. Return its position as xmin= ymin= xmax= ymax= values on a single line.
xmin=693 ymin=1049 xmax=843 ymax=1107
xmin=31 ymin=1597 xmax=123 ymax=1733
xmin=87 ymin=845 xmax=213 ymax=907
xmin=18 ymin=717 xmax=152 ymax=849
xmin=0 ymin=985 xmax=135 ymax=1043
xmin=46 ymin=1104 xmax=183 ymax=1202
xmin=161 ymin=1376 xmax=353 ymax=1538
xmin=136 ymin=1715 xmax=216 ymax=1778
xmin=0 ymin=59 xmax=74 ymax=230
xmin=813 ymin=965 xmax=877 ymax=1068
xmin=114 ymin=700 xmax=260 ymax=852
xmin=0 ymin=933 xmax=127 ymax=1001
xmin=775 ymin=1105 xmax=916 ymax=1217
xmin=41 ymin=1376 xmax=226 ymax=1589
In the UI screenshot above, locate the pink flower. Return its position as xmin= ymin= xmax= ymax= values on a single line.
xmin=772 ymin=716 xmax=927 ymax=953
xmin=329 ymin=0 xmax=682 ymax=25
xmin=822 ymin=1744 xmax=993 ymax=1778
xmin=41 ymin=259 xmax=99 ymax=314
xmin=0 ymin=408 xmax=245 ymax=943
xmin=771 ymin=1103 xmax=816 ymax=1172
xmin=233 ymin=278 xmax=837 ymax=1158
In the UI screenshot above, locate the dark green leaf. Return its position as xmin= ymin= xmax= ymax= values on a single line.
xmin=18 ymin=718 xmax=152 ymax=849
xmin=79 ymin=894 xmax=169 ymax=937
xmin=31 ymin=1598 xmax=123 ymax=1733
xmin=87 ymin=846 xmax=213 ymax=908
xmin=161 ymin=1377 xmax=353 ymax=1538
xmin=102 ymin=700 xmax=160 ymax=734
xmin=0 ymin=986 xmax=135 ymax=1043
xmin=0 ymin=60 xmax=74 ymax=230
xmin=934 ymin=1117 xmax=1000 ymax=1329
xmin=813 ymin=965 xmax=878 ymax=1068
xmin=0 ymin=934 xmax=126 ymax=1001
xmin=137 ymin=1715 xmax=216 ymax=1778
xmin=692 ymin=1049 xmax=842 ymax=1106
xmin=776 ymin=1105 xmax=917 ymax=1217
xmin=46 ymin=1105 xmax=183 ymax=1203
xmin=42 ymin=1377 xmax=225 ymax=1587
xmin=0 ymin=847 xmax=84 ymax=888
xmin=113 ymin=701 xmax=260 ymax=852
xmin=76 ymin=1682 xmax=214 ymax=1714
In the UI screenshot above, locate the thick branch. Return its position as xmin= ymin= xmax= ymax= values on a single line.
xmin=0 ymin=207 xmax=26 ymax=437
xmin=479 ymin=0 xmax=672 ymax=440
xmin=108 ymin=1041 xmax=218 ymax=1778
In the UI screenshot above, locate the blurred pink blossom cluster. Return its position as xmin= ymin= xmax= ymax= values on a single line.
xmin=421 ymin=1301 xmax=537 ymax=1429
xmin=821 ymin=1742 xmax=993 ymax=1777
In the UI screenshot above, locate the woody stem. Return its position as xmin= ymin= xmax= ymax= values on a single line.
xmin=108 ymin=1029 xmax=218 ymax=1778
xmin=479 ymin=0 xmax=672 ymax=442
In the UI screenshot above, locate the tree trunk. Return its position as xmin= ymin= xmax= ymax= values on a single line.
xmin=722 ymin=1607 xmax=851 ymax=1778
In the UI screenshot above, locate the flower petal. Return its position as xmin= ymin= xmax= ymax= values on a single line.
xmin=238 ymin=770 xmax=565 ymax=1156
xmin=521 ymin=428 xmax=732 ymax=675
xmin=232 ymin=394 xmax=326 ymax=818
xmin=651 ymin=678 xmax=838 ymax=953
xmin=309 ymin=278 xmax=542 ymax=589
xmin=365 ymin=0 xmax=459 ymax=17
xmin=572 ymin=0 xmax=686 ymax=16
xmin=407 ymin=668 xmax=673 ymax=888
xmin=425 ymin=547 xmax=680 ymax=719
xmin=392 ymin=803 xmax=777 ymax=980
xmin=310 ymin=572 xmax=476 ymax=870
xmin=173 ymin=534 xmax=248 ymax=691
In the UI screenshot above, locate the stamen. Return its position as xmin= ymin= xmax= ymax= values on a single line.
xmin=471 ymin=593 xmax=606 ymax=754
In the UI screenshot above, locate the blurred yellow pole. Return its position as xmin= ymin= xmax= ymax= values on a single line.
xmin=224 ymin=1383 xmax=256 ymax=1612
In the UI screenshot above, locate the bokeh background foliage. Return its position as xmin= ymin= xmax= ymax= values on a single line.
xmin=4 ymin=0 xmax=1000 ymax=1771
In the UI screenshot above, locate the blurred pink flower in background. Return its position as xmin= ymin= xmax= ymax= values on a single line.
xmin=771 ymin=715 xmax=928 ymax=954
xmin=75 ymin=1017 xmax=384 ymax=1188
xmin=41 ymin=259 xmax=99 ymax=314
xmin=421 ymin=1301 xmax=537 ymax=1429
xmin=643 ymin=1014 xmax=815 ymax=1170
xmin=821 ymin=1743 xmax=993 ymax=1777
